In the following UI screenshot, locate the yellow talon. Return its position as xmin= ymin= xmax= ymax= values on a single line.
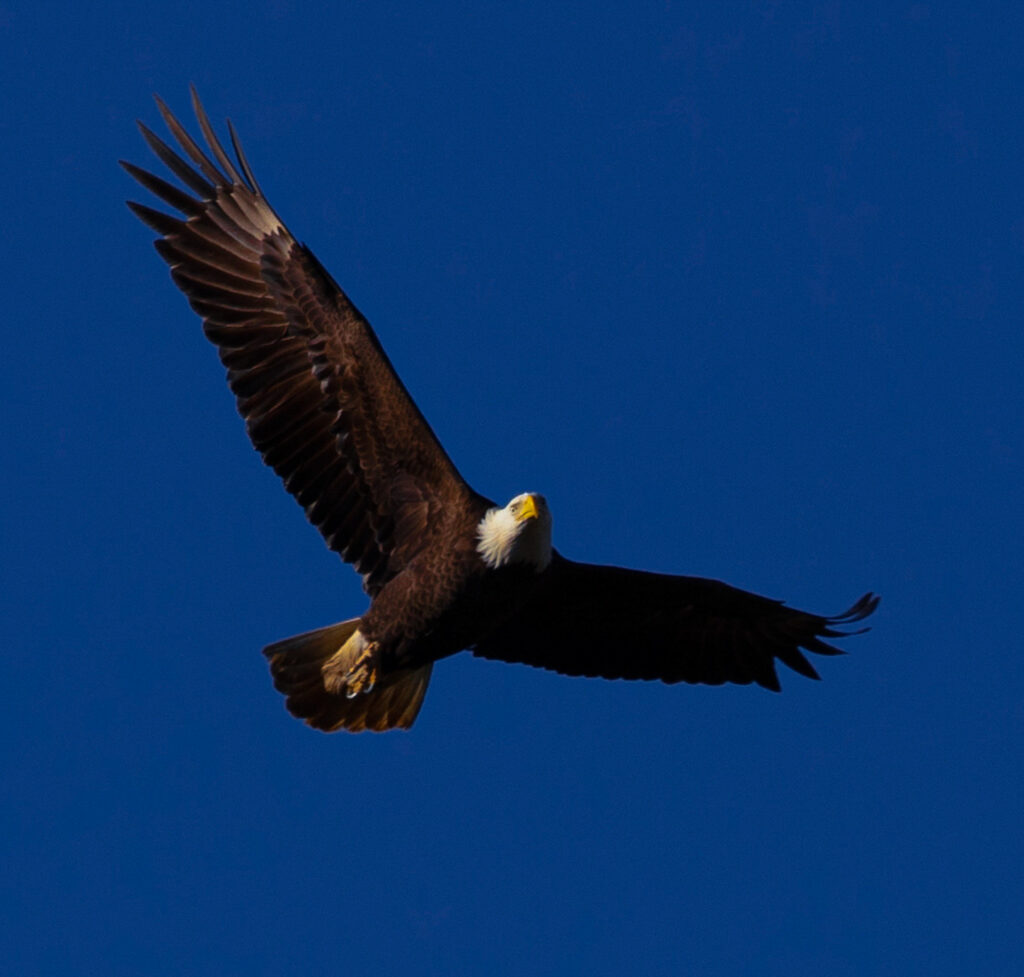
xmin=343 ymin=644 xmax=380 ymax=698
xmin=322 ymin=630 xmax=380 ymax=697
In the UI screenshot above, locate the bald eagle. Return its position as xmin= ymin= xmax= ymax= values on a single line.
xmin=124 ymin=90 xmax=878 ymax=733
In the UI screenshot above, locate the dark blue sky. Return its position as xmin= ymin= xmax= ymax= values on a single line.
xmin=4 ymin=3 xmax=1022 ymax=974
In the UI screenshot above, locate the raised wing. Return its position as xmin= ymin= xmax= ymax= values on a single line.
xmin=124 ymin=89 xmax=483 ymax=594
xmin=472 ymin=555 xmax=878 ymax=690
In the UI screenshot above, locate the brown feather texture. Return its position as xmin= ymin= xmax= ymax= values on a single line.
xmin=125 ymin=90 xmax=879 ymax=733
xmin=123 ymin=88 xmax=480 ymax=596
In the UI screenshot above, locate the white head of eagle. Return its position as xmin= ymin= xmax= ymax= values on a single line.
xmin=476 ymin=493 xmax=553 ymax=571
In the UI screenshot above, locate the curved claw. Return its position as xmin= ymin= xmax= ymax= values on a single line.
xmin=342 ymin=642 xmax=381 ymax=698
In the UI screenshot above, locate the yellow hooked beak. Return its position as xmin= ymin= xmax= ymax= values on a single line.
xmin=518 ymin=495 xmax=540 ymax=522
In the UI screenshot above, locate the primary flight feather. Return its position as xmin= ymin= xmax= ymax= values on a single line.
xmin=124 ymin=89 xmax=878 ymax=733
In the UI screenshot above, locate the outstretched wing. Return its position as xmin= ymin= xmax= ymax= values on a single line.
xmin=124 ymin=89 xmax=484 ymax=594
xmin=472 ymin=555 xmax=878 ymax=690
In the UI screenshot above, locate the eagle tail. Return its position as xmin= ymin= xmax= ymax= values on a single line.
xmin=262 ymin=619 xmax=432 ymax=732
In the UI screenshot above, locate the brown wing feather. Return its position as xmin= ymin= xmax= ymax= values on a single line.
xmin=124 ymin=89 xmax=482 ymax=593
xmin=472 ymin=554 xmax=879 ymax=690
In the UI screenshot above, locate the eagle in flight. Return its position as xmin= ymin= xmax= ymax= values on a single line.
xmin=124 ymin=90 xmax=878 ymax=733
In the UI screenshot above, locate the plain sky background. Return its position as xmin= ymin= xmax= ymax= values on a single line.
xmin=3 ymin=2 xmax=1022 ymax=974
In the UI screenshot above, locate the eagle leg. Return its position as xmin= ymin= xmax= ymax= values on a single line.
xmin=342 ymin=642 xmax=380 ymax=698
xmin=321 ymin=630 xmax=380 ymax=697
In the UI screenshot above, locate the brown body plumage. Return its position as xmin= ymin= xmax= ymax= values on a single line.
xmin=124 ymin=90 xmax=878 ymax=732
